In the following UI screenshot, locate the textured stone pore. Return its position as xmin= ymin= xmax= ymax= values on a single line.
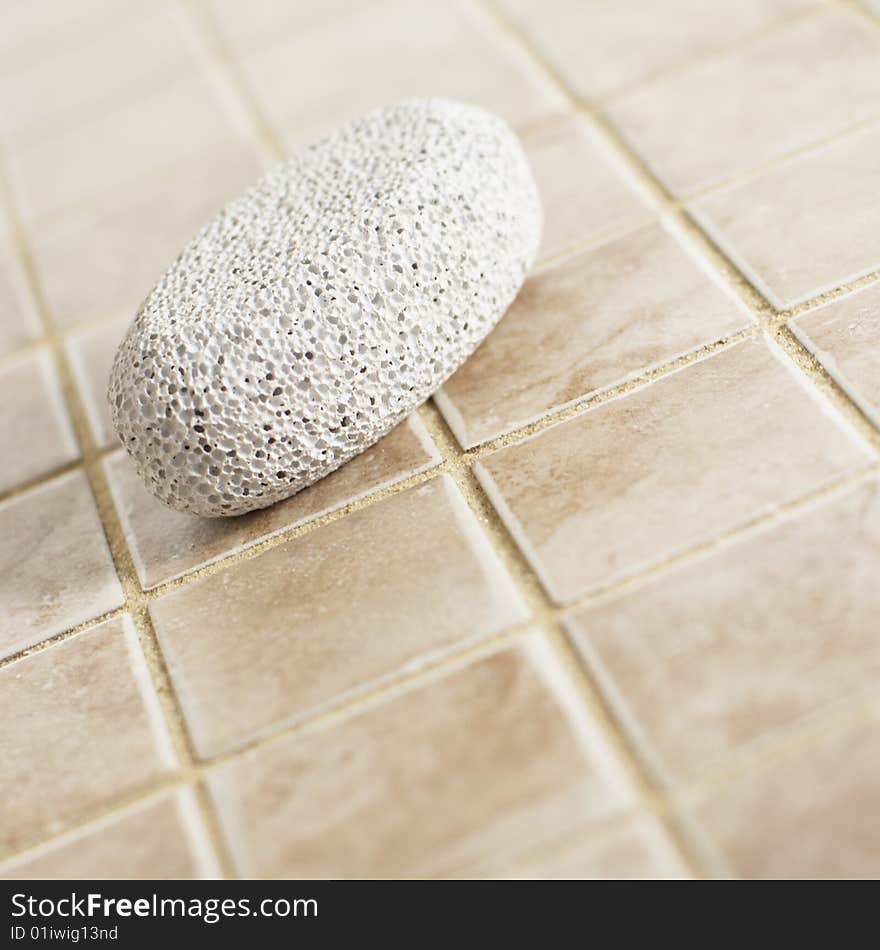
xmin=109 ymin=99 xmax=542 ymax=516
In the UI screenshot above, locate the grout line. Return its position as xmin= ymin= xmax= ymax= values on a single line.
xmin=459 ymin=327 xmax=758 ymax=456
xmin=0 ymin=456 xmax=83 ymax=507
xmin=179 ymin=0 xmax=287 ymax=163
xmin=0 ymin=606 xmax=126 ymax=672
xmin=583 ymin=0 xmax=840 ymax=107
xmin=0 ymin=147 xmax=237 ymax=880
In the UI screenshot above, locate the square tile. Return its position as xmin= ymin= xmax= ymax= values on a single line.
xmin=476 ymin=339 xmax=872 ymax=603
xmin=245 ymin=0 xmax=565 ymax=153
xmin=66 ymin=317 xmax=129 ymax=450
xmin=498 ymin=0 xmax=816 ymax=101
xmin=789 ymin=283 xmax=880 ymax=429
xmin=0 ymin=790 xmax=218 ymax=880
xmin=0 ymin=470 xmax=124 ymax=658
xmin=151 ymin=474 xmax=528 ymax=757
xmin=0 ymin=615 xmax=177 ymax=853
xmin=608 ymin=10 xmax=880 ymax=196
xmin=33 ymin=138 xmax=266 ymax=330
xmin=503 ymin=815 xmax=689 ymax=880
xmin=438 ymin=222 xmax=751 ymax=447
xmin=690 ymin=125 xmax=880 ymax=309
xmin=8 ymin=72 xmax=253 ymax=223
xmin=689 ymin=710 xmax=880 ymax=878
xmin=522 ymin=115 xmax=651 ymax=262
xmin=0 ymin=346 xmax=78 ymax=495
xmin=569 ymin=478 xmax=880 ymax=782
xmin=0 ymin=238 xmax=42 ymax=359
xmin=108 ymin=414 xmax=441 ymax=589
xmin=0 ymin=6 xmax=196 ymax=143
xmin=208 ymin=632 xmax=633 ymax=878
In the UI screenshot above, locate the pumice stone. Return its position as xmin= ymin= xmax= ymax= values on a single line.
xmin=108 ymin=98 xmax=542 ymax=516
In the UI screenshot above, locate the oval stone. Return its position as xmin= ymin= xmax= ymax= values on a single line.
xmin=108 ymin=98 xmax=542 ymax=516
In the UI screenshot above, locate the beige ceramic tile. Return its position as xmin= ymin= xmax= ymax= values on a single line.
xmin=0 ymin=237 xmax=42 ymax=359
xmin=569 ymin=478 xmax=880 ymax=783
xmin=208 ymin=633 xmax=633 ymax=878
xmin=0 ymin=470 xmax=124 ymax=658
xmin=690 ymin=710 xmax=880 ymax=878
xmin=151 ymin=474 xmax=527 ymax=757
xmin=0 ymin=6 xmax=196 ymax=143
xmin=33 ymin=138 xmax=265 ymax=330
xmin=690 ymin=125 xmax=880 ymax=309
xmin=245 ymin=0 xmax=565 ymax=153
xmin=522 ymin=115 xmax=651 ymax=262
xmin=0 ymin=346 xmax=78 ymax=495
xmin=477 ymin=339 xmax=872 ymax=603
xmin=0 ymin=0 xmax=132 ymax=74
xmin=0 ymin=615 xmax=177 ymax=854
xmin=498 ymin=0 xmax=815 ymax=101
xmin=8 ymin=72 xmax=252 ymax=223
xmin=790 ymin=283 xmax=880 ymax=429
xmin=207 ymin=0 xmax=374 ymax=53
xmin=609 ymin=10 xmax=880 ymax=196
xmin=108 ymin=415 xmax=440 ymax=589
xmin=438 ymin=222 xmax=751 ymax=447
xmin=66 ymin=317 xmax=129 ymax=450
xmin=503 ymin=815 xmax=689 ymax=880
xmin=0 ymin=791 xmax=218 ymax=880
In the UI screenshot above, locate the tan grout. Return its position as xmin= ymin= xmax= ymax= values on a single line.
xmin=4 ymin=0 xmax=880 ymax=877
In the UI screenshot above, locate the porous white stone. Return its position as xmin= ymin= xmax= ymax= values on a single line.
xmin=108 ymin=98 xmax=541 ymax=516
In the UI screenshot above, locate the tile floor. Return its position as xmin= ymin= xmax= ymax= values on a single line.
xmin=1 ymin=0 xmax=880 ymax=880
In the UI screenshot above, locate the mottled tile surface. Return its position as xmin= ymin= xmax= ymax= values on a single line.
xmin=569 ymin=478 xmax=880 ymax=781
xmin=253 ymin=0 xmax=565 ymax=152
xmin=0 ymin=471 xmax=124 ymax=658
xmin=439 ymin=222 xmax=751 ymax=447
xmin=209 ymin=634 xmax=633 ymax=878
xmin=690 ymin=125 xmax=880 ymax=308
xmin=498 ymin=0 xmax=815 ymax=101
xmin=0 ymin=791 xmax=216 ymax=880
xmin=109 ymin=415 xmax=440 ymax=589
xmin=0 ymin=615 xmax=176 ymax=853
xmin=0 ymin=346 xmax=78 ymax=495
xmin=152 ymin=475 xmax=527 ymax=756
xmin=790 ymin=283 xmax=880 ymax=429
xmin=523 ymin=115 xmax=650 ymax=262
xmin=609 ymin=10 xmax=880 ymax=196
xmin=477 ymin=340 xmax=872 ymax=602
xmin=503 ymin=815 xmax=689 ymax=880
xmin=690 ymin=711 xmax=880 ymax=878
